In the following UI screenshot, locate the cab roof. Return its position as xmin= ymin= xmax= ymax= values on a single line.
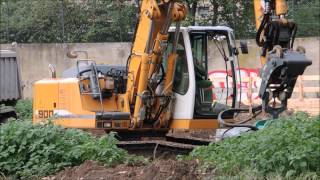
xmin=169 ymin=26 xmax=234 ymax=33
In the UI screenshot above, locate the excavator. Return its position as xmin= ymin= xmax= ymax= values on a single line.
xmin=33 ymin=0 xmax=311 ymax=146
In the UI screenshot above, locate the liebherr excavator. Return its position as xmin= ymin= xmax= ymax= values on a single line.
xmin=33 ymin=0 xmax=311 ymax=143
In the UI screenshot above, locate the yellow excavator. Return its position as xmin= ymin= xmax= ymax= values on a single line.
xmin=33 ymin=0 xmax=311 ymax=139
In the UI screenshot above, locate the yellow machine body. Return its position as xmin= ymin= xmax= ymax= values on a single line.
xmin=33 ymin=78 xmax=219 ymax=130
xmin=33 ymin=78 xmax=130 ymax=129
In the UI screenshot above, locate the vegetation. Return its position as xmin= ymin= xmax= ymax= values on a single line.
xmin=0 ymin=120 xmax=146 ymax=178
xmin=0 ymin=0 xmax=319 ymax=43
xmin=183 ymin=113 xmax=320 ymax=179
xmin=14 ymin=99 xmax=32 ymax=120
xmin=0 ymin=100 xmax=146 ymax=178
xmin=2 ymin=101 xmax=319 ymax=179
xmin=287 ymin=0 xmax=320 ymax=37
xmin=0 ymin=0 xmax=137 ymax=43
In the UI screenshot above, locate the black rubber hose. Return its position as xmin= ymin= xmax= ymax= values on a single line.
xmin=290 ymin=23 xmax=298 ymax=49
xmin=157 ymin=64 xmax=165 ymax=86
xmin=261 ymin=22 xmax=276 ymax=57
xmin=218 ymin=105 xmax=263 ymax=130
xmin=256 ymin=14 xmax=269 ymax=47
xmin=270 ymin=22 xmax=280 ymax=47
xmin=229 ymin=60 xmax=237 ymax=108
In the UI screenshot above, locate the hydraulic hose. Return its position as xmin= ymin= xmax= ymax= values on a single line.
xmin=218 ymin=105 xmax=263 ymax=131
xmin=256 ymin=14 xmax=269 ymax=47
xmin=156 ymin=64 xmax=165 ymax=86
xmin=290 ymin=23 xmax=298 ymax=49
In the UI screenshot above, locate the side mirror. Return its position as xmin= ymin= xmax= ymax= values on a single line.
xmin=240 ymin=41 xmax=249 ymax=54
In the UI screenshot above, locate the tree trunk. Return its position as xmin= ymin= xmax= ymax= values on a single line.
xmin=191 ymin=1 xmax=197 ymax=25
xmin=211 ymin=1 xmax=219 ymax=26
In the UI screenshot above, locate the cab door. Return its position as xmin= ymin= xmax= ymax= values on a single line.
xmin=171 ymin=30 xmax=196 ymax=119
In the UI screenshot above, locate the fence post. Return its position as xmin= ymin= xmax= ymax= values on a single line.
xmin=299 ymin=76 xmax=304 ymax=101
xmin=248 ymin=76 xmax=253 ymax=114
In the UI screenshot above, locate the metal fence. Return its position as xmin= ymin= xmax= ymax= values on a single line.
xmin=0 ymin=50 xmax=22 ymax=102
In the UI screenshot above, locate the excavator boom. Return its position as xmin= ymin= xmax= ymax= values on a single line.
xmin=126 ymin=0 xmax=187 ymax=128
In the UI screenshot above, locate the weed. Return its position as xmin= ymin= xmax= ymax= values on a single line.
xmin=0 ymin=121 xmax=130 ymax=178
xmin=183 ymin=112 xmax=320 ymax=178
xmin=15 ymin=99 xmax=32 ymax=120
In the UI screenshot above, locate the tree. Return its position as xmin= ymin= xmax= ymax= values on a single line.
xmin=84 ymin=0 xmax=137 ymax=42
xmin=0 ymin=0 xmax=318 ymax=43
xmin=0 ymin=0 xmax=137 ymax=43
xmin=287 ymin=0 xmax=320 ymax=37
xmin=184 ymin=0 xmax=198 ymax=26
xmin=202 ymin=0 xmax=255 ymax=38
xmin=0 ymin=0 xmax=89 ymax=43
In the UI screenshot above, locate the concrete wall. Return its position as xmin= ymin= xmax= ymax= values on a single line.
xmin=0 ymin=43 xmax=131 ymax=98
xmin=0 ymin=37 xmax=319 ymax=98
xmin=236 ymin=37 xmax=320 ymax=75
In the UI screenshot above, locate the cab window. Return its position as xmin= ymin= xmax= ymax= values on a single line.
xmin=163 ymin=33 xmax=189 ymax=95
xmin=190 ymin=33 xmax=207 ymax=80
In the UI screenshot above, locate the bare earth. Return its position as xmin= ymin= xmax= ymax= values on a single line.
xmin=50 ymin=160 xmax=201 ymax=180
xmin=48 ymin=105 xmax=318 ymax=180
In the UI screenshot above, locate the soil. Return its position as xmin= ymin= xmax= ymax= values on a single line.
xmin=64 ymin=107 xmax=300 ymax=180
xmin=50 ymin=159 xmax=201 ymax=180
xmin=166 ymin=129 xmax=216 ymax=143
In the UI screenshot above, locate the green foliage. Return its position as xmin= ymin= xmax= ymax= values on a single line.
xmin=1 ymin=0 xmax=71 ymax=43
xmin=184 ymin=113 xmax=320 ymax=178
xmin=206 ymin=168 xmax=318 ymax=180
xmin=0 ymin=120 xmax=130 ymax=178
xmin=287 ymin=0 xmax=320 ymax=37
xmin=183 ymin=0 xmax=319 ymax=39
xmin=0 ymin=0 xmax=137 ymax=43
xmin=1 ymin=0 xmax=318 ymax=43
xmin=15 ymin=99 xmax=33 ymax=120
xmin=83 ymin=0 xmax=137 ymax=42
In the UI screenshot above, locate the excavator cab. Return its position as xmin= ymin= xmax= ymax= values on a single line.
xmin=166 ymin=26 xmax=241 ymax=121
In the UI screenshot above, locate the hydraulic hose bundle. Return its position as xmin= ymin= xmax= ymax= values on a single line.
xmin=218 ymin=105 xmax=262 ymax=131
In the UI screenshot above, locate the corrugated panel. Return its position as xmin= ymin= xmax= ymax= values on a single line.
xmin=0 ymin=50 xmax=22 ymax=102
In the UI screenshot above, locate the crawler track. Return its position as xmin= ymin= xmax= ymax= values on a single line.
xmin=116 ymin=136 xmax=214 ymax=158
xmin=87 ymin=129 xmax=215 ymax=157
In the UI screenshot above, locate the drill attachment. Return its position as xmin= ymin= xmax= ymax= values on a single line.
xmin=259 ymin=49 xmax=312 ymax=118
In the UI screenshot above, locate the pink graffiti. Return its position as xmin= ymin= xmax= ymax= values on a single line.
xmin=208 ymin=68 xmax=261 ymax=101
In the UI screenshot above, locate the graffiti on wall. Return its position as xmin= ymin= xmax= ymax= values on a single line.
xmin=208 ymin=68 xmax=262 ymax=101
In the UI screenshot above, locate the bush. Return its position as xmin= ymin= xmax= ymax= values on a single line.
xmin=185 ymin=113 xmax=320 ymax=178
xmin=15 ymin=100 xmax=33 ymax=120
xmin=0 ymin=120 xmax=129 ymax=178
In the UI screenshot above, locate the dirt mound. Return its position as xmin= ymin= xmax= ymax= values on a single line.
xmin=51 ymin=160 xmax=200 ymax=180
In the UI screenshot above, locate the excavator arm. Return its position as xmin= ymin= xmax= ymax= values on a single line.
xmin=253 ymin=0 xmax=312 ymax=118
xmin=254 ymin=0 xmax=295 ymax=64
xmin=219 ymin=0 xmax=312 ymax=128
xmin=125 ymin=0 xmax=187 ymax=128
